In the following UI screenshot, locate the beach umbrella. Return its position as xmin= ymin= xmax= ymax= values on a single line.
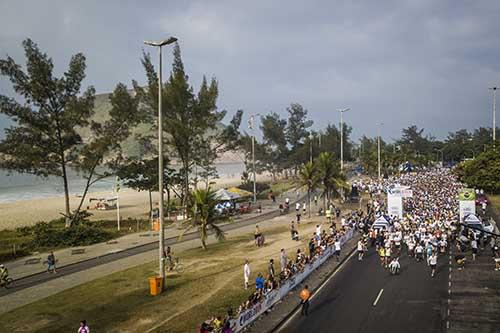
xmin=227 ymin=187 xmax=253 ymax=198
xmin=213 ymin=188 xmax=240 ymax=201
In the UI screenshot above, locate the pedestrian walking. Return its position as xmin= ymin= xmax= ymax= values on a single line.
xmin=243 ymin=260 xmax=251 ymax=289
xmin=78 ymin=320 xmax=89 ymax=333
xmin=302 ymin=201 xmax=307 ymax=214
xmin=299 ymin=285 xmax=311 ymax=316
xmin=47 ymin=251 xmax=57 ymax=274
xmin=279 ymin=249 xmax=287 ymax=272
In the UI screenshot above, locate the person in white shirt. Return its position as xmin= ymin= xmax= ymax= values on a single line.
xmin=428 ymin=253 xmax=437 ymax=277
xmin=334 ymin=239 xmax=341 ymax=261
xmin=295 ymin=202 xmax=301 ymax=212
xmin=243 ymin=260 xmax=251 ymax=289
xmin=471 ymin=238 xmax=478 ymax=261
xmin=357 ymin=240 xmax=365 ymax=261
xmin=415 ymin=244 xmax=424 ymax=261
xmin=316 ymin=224 xmax=321 ymax=236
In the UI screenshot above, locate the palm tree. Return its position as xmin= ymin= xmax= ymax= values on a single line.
xmin=296 ymin=161 xmax=319 ymax=218
xmin=181 ymin=188 xmax=225 ymax=250
xmin=315 ymin=152 xmax=347 ymax=208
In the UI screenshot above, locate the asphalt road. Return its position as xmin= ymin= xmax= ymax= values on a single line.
xmin=281 ymin=246 xmax=449 ymax=333
xmin=0 ymin=201 xmax=294 ymax=297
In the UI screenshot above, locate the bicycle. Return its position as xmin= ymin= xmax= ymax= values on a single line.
xmin=165 ymin=257 xmax=185 ymax=274
xmin=0 ymin=277 xmax=13 ymax=289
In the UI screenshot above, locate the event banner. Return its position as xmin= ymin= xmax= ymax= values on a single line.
xmin=458 ymin=188 xmax=476 ymax=221
xmin=387 ymin=184 xmax=408 ymax=218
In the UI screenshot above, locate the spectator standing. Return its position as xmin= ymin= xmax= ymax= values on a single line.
xmin=279 ymin=249 xmax=287 ymax=272
xmin=78 ymin=320 xmax=89 ymax=333
xmin=302 ymin=201 xmax=307 ymax=214
xmin=243 ymin=260 xmax=251 ymax=289
xmin=300 ymin=285 xmax=311 ymax=316
xmin=255 ymin=273 xmax=265 ymax=292
xmin=268 ymin=259 xmax=275 ymax=278
xmin=47 ymin=251 xmax=57 ymax=274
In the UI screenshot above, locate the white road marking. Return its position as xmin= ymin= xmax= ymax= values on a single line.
xmin=373 ymin=288 xmax=384 ymax=306
xmin=277 ymin=248 xmax=357 ymax=331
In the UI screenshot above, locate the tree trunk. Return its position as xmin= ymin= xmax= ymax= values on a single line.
xmin=308 ymin=188 xmax=311 ymax=218
xmin=148 ymin=190 xmax=153 ymax=220
xmin=61 ymin=161 xmax=71 ymax=228
xmin=71 ymin=163 xmax=98 ymax=225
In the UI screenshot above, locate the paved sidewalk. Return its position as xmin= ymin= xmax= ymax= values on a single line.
xmin=5 ymin=196 xmax=283 ymax=280
xmin=448 ymin=211 xmax=500 ymax=332
xmin=0 ymin=198 xmax=322 ymax=314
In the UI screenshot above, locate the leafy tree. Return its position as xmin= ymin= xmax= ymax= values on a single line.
xmin=286 ymin=103 xmax=313 ymax=171
xmin=455 ymin=148 xmax=500 ymax=193
xmin=315 ymin=152 xmax=346 ymax=208
xmin=182 ymin=188 xmax=225 ymax=250
xmin=0 ymin=39 xmax=95 ymax=227
xmin=296 ymin=162 xmax=319 ymax=218
xmin=134 ymin=45 xmax=242 ymax=212
xmin=70 ymin=83 xmax=142 ymax=222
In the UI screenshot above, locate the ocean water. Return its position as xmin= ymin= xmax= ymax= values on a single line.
xmin=0 ymin=162 xmax=245 ymax=203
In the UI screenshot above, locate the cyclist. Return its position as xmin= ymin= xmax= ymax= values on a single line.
xmin=163 ymin=246 xmax=174 ymax=270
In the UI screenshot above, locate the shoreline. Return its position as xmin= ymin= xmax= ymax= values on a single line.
xmin=0 ymin=174 xmax=270 ymax=230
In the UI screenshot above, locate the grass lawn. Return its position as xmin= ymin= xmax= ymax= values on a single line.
xmin=488 ymin=194 xmax=500 ymax=213
xmin=0 ymin=225 xmax=298 ymax=333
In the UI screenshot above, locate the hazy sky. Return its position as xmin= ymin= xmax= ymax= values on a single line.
xmin=1 ymin=0 xmax=500 ymax=141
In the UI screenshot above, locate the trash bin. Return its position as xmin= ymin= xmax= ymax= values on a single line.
xmin=149 ymin=276 xmax=163 ymax=296
xmin=152 ymin=220 xmax=160 ymax=232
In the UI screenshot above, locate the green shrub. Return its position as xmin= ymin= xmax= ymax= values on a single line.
xmin=237 ymin=182 xmax=270 ymax=194
xmin=31 ymin=221 xmax=112 ymax=248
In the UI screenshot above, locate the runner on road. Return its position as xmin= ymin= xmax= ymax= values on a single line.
xmin=300 ymin=285 xmax=311 ymax=316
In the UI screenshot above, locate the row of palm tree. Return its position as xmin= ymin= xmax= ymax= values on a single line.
xmin=296 ymin=152 xmax=348 ymax=218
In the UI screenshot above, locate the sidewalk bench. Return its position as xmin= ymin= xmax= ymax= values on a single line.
xmin=71 ymin=248 xmax=86 ymax=255
xmin=24 ymin=258 xmax=41 ymax=265
xmin=139 ymin=233 xmax=152 ymax=237
xmin=106 ymin=240 xmax=118 ymax=244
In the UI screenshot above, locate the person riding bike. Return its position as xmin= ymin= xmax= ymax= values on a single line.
xmin=389 ymin=257 xmax=400 ymax=275
xmin=163 ymin=246 xmax=174 ymax=270
xmin=0 ymin=264 xmax=9 ymax=283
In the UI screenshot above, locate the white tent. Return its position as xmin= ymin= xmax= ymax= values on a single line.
xmin=213 ymin=188 xmax=240 ymax=201
xmin=372 ymin=216 xmax=390 ymax=229
xmin=464 ymin=213 xmax=482 ymax=225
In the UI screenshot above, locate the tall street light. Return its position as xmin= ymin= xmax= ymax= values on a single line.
xmin=338 ymin=108 xmax=350 ymax=171
xmin=309 ymin=132 xmax=314 ymax=164
xmin=489 ymin=86 xmax=498 ymax=143
xmin=144 ymin=36 xmax=177 ymax=290
xmin=249 ymin=113 xmax=260 ymax=203
xmin=377 ymin=122 xmax=383 ymax=180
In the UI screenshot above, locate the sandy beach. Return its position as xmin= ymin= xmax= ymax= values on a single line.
xmin=0 ymin=174 xmax=269 ymax=230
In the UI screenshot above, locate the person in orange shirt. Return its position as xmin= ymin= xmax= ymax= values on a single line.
xmin=300 ymin=285 xmax=311 ymax=316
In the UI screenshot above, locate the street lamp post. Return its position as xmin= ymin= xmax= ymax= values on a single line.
xmin=377 ymin=123 xmax=383 ymax=180
xmin=309 ymin=133 xmax=313 ymax=164
xmin=144 ymin=36 xmax=177 ymax=290
xmin=489 ymin=86 xmax=498 ymax=143
xmin=249 ymin=114 xmax=260 ymax=203
xmin=338 ymin=108 xmax=350 ymax=171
